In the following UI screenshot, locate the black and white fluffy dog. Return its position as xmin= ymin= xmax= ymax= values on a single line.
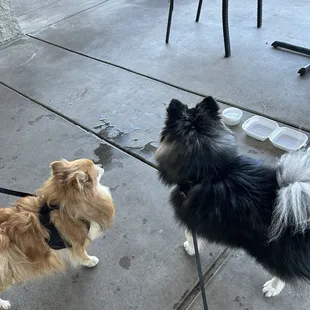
xmin=156 ymin=96 xmax=310 ymax=297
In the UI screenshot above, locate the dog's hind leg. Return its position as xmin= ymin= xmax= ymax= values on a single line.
xmin=183 ymin=229 xmax=204 ymax=256
xmin=262 ymin=277 xmax=285 ymax=297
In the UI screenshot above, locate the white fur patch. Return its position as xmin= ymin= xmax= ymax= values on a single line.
xmin=0 ymin=299 xmax=11 ymax=309
xmin=96 ymin=166 xmax=104 ymax=182
xmin=96 ymin=165 xmax=112 ymax=197
xmin=183 ymin=229 xmax=204 ymax=256
xmin=81 ymin=256 xmax=99 ymax=268
xmin=262 ymin=277 xmax=285 ymax=297
xmin=270 ymin=150 xmax=310 ymax=240
xmin=97 ymin=181 xmax=112 ymax=201
xmin=88 ymin=222 xmax=104 ymax=241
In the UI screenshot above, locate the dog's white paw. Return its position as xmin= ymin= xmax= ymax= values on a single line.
xmin=0 ymin=299 xmax=11 ymax=310
xmin=82 ymin=256 xmax=99 ymax=268
xmin=184 ymin=240 xmax=195 ymax=256
xmin=262 ymin=277 xmax=285 ymax=297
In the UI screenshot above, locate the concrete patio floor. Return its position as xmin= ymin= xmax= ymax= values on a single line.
xmin=0 ymin=0 xmax=310 ymax=309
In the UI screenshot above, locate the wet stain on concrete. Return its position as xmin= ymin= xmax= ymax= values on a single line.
xmin=94 ymin=118 xmax=129 ymax=142
xmin=94 ymin=116 xmax=159 ymax=162
xmin=94 ymin=143 xmax=125 ymax=172
xmin=119 ymin=256 xmax=131 ymax=270
xmin=142 ymin=218 xmax=147 ymax=224
xmin=28 ymin=114 xmax=57 ymax=125
xmin=140 ymin=141 xmax=158 ymax=156
xmin=126 ymin=141 xmax=159 ymax=159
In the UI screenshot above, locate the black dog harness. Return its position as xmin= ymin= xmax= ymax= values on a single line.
xmin=39 ymin=203 xmax=90 ymax=250
xmin=39 ymin=203 xmax=69 ymax=250
xmin=0 ymin=188 xmax=90 ymax=251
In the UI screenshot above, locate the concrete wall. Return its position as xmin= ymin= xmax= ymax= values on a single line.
xmin=0 ymin=0 xmax=22 ymax=44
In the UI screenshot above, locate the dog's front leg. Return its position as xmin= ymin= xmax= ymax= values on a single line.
xmin=183 ymin=229 xmax=204 ymax=256
xmin=0 ymin=283 xmax=12 ymax=309
xmin=87 ymin=222 xmax=104 ymax=243
xmin=262 ymin=277 xmax=285 ymax=297
xmin=82 ymin=222 xmax=105 ymax=252
xmin=70 ymin=245 xmax=99 ymax=268
xmin=0 ymin=297 xmax=10 ymax=310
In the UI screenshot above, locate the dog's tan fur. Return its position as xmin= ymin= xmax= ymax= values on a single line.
xmin=0 ymin=159 xmax=115 ymax=309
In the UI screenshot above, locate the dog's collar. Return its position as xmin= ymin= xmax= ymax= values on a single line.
xmin=39 ymin=203 xmax=90 ymax=250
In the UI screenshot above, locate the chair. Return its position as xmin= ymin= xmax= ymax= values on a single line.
xmin=165 ymin=0 xmax=263 ymax=58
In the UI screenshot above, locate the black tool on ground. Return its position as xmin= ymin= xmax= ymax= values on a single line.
xmin=165 ymin=0 xmax=263 ymax=58
xmin=192 ymin=228 xmax=209 ymax=310
xmin=0 ymin=187 xmax=35 ymax=198
xmin=272 ymin=41 xmax=310 ymax=76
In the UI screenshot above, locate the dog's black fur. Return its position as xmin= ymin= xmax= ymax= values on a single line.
xmin=156 ymin=97 xmax=310 ymax=284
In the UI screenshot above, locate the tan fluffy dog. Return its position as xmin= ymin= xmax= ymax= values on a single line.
xmin=0 ymin=159 xmax=115 ymax=309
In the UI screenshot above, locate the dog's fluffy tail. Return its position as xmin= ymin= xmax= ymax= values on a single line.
xmin=269 ymin=150 xmax=310 ymax=241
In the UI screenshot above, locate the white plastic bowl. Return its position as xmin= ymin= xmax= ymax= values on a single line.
xmin=222 ymin=108 xmax=243 ymax=126
xmin=269 ymin=127 xmax=308 ymax=152
xmin=242 ymin=115 xmax=279 ymax=141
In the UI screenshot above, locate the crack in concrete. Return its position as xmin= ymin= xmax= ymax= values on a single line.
xmin=175 ymin=248 xmax=232 ymax=310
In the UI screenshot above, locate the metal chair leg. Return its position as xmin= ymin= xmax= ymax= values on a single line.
xmin=222 ymin=0 xmax=231 ymax=57
xmin=166 ymin=0 xmax=174 ymax=44
xmin=257 ymin=0 xmax=263 ymax=28
xmin=196 ymin=0 xmax=204 ymax=22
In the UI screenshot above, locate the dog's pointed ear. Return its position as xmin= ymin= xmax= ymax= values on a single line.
xmin=50 ymin=160 xmax=68 ymax=175
xmin=197 ymin=96 xmax=219 ymax=117
xmin=167 ymin=99 xmax=186 ymax=118
xmin=66 ymin=170 xmax=89 ymax=190
xmin=75 ymin=171 xmax=88 ymax=190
